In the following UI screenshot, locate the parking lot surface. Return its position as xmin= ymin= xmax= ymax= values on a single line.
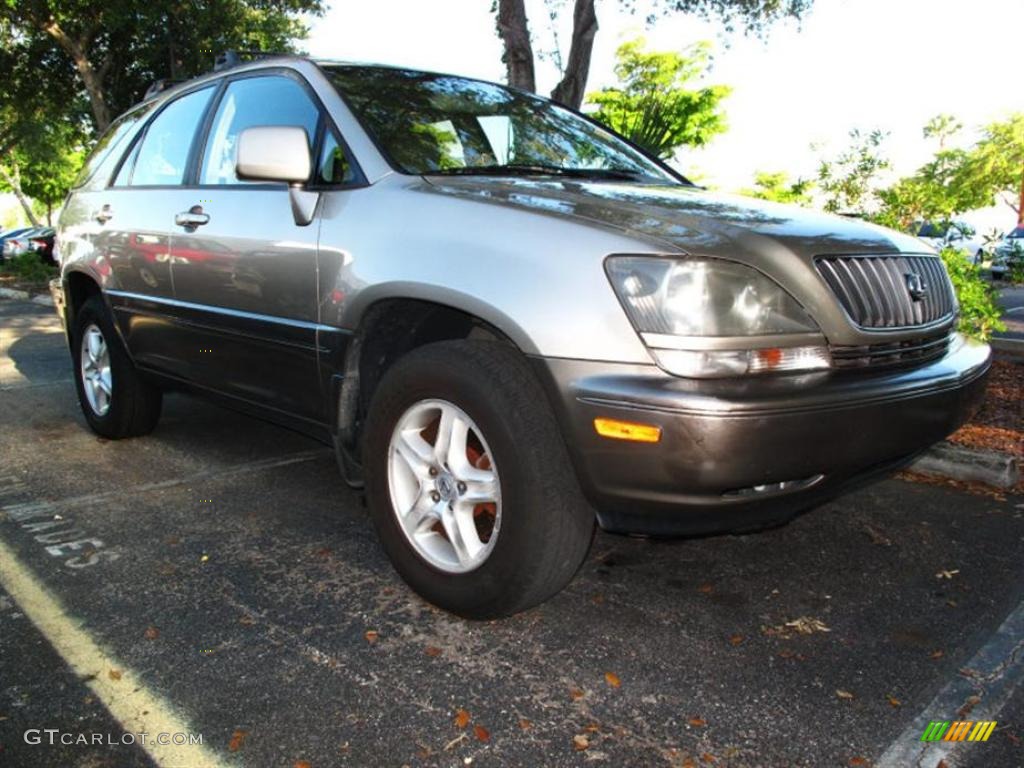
xmin=1 ymin=297 xmax=1022 ymax=768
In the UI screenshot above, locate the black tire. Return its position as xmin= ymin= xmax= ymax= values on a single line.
xmin=363 ymin=340 xmax=595 ymax=619
xmin=71 ymin=294 xmax=162 ymax=439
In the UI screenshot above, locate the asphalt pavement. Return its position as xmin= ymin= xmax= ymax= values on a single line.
xmin=1 ymin=297 xmax=1022 ymax=768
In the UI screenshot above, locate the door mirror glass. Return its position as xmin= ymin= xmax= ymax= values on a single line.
xmin=236 ymin=126 xmax=311 ymax=184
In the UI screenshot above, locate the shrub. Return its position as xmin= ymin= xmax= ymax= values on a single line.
xmin=939 ymin=246 xmax=1005 ymax=341
xmin=0 ymin=251 xmax=57 ymax=285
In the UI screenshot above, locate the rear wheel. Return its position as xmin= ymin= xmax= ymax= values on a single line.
xmin=364 ymin=340 xmax=594 ymax=619
xmin=72 ymin=295 xmax=162 ymax=439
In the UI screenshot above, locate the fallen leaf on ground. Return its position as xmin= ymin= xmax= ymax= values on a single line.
xmin=936 ymin=569 xmax=960 ymax=580
xmin=293 ymin=761 xmax=312 ymax=768
xmin=887 ymin=696 xmax=901 ymax=708
xmin=958 ymin=695 xmax=981 ymax=718
xmin=862 ymin=523 xmax=892 ymax=546
xmin=473 ymin=725 xmax=490 ymax=742
xmin=765 ymin=616 xmax=831 ymax=637
xmin=930 ymin=649 xmax=944 ymax=659
xmin=108 ymin=669 xmax=122 ymax=681
xmin=849 ymin=758 xmax=868 ymax=766
xmin=425 ymin=646 xmax=442 ymax=657
xmin=573 ymin=734 xmax=589 ymax=751
xmin=688 ymin=717 xmax=706 ymax=727
xmin=787 ymin=617 xmax=831 ymax=635
xmin=454 ymin=709 xmax=470 ymax=729
xmin=836 ymin=689 xmax=855 ymax=700
xmin=698 ymin=583 xmax=714 ymax=594
xmin=701 ymin=753 xmax=716 ymax=763
xmin=228 ymin=730 xmax=247 ymax=752
xmin=569 ymin=687 xmax=585 ymax=701
xmin=364 ymin=630 xmax=379 ymax=644
xmin=729 ymin=634 xmax=743 ymax=646
xmin=444 ymin=733 xmax=467 ymax=751
xmin=518 ymin=718 xmax=531 ymax=730
xmin=143 ymin=626 xmax=159 ymax=640
xmin=604 ymin=672 xmax=621 ymax=688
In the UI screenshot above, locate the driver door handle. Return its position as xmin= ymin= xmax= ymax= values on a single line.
xmin=175 ymin=208 xmax=210 ymax=228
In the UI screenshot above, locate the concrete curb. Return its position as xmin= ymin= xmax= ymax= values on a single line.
xmin=0 ymin=287 xmax=52 ymax=306
xmin=911 ymin=441 xmax=1020 ymax=490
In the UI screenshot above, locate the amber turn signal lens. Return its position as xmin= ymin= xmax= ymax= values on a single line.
xmin=593 ymin=417 xmax=661 ymax=443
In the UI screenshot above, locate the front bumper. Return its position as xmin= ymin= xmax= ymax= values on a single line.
xmin=534 ymin=335 xmax=991 ymax=535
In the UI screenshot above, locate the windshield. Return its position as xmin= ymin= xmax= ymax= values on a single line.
xmin=326 ymin=65 xmax=680 ymax=184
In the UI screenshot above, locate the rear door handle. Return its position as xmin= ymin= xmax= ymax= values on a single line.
xmin=175 ymin=209 xmax=210 ymax=228
xmin=93 ymin=205 xmax=113 ymax=224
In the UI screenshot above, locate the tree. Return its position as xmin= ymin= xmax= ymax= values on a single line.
xmin=1 ymin=1 xmax=325 ymax=133
xmin=815 ymin=129 xmax=890 ymax=215
xmin=739 ymin=170 xmax=813 ymax=205
xmin=586 ymin=38 xmax=729 ymax=159
xmin=494 ymin=0 xmax=814 ymax=108
xmin=955 ymin=114 xmax=1024 ymax=226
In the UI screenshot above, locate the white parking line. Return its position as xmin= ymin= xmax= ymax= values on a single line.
xmin=1 ymin=448 xmax=329 ymax=521
xmin=875 ymin=598 xmax=1024 ymax=767
xmin=0 ymin=536 xmax=227 ymax=768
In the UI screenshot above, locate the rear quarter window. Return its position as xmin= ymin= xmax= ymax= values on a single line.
xmin=75 ymin=103 xmax=156 ymax=191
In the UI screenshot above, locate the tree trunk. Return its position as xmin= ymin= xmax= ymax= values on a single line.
xmin=1018 ymin=162 xmax=1024 ymax=226
xmin=549 ymin=0 xmax=598 ymax=109
xmin=42 ymin=21 xmax=111 ymax=131
xmin=0 ymin=158 xmax=41 ymax=228
xmin=496 ymin=0 xmax=536 ymax=92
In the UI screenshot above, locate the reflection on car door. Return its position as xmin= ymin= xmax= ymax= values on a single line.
xmin=100 ymin=85 xmax=218 ymax=374
xmin=167 ymin=73 xmax=323 ymax=422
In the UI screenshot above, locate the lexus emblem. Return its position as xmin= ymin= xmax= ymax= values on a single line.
xmin=905 ymin=272 xmax=928 ymax=301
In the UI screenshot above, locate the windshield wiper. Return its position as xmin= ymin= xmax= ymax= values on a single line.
xmin=428 ymin=164 xmax=650 ymax=181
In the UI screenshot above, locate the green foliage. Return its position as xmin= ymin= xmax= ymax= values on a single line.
xmin=739 ymin=170 xmax=813 ymax=205
xmin=953 ymin=113 xmax=1024 ymax=224
xmin=816 ymin=129 xmax=890 ymax=214
xmin=586 ymin=38 xmax=730 ymax=159
xmin=938 ymin=247 xmax=1006 ymax=341
xmin=0 ymin=251 xmax=57 ymax=285
xmin=648 ymin=0 xmax=814 ymax=35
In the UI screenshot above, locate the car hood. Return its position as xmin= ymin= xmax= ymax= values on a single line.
xmin=421 ymin=176 xmax=926 ymax=259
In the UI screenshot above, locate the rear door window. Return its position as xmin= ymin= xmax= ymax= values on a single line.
xmin=128 ymin=86 xmax=215 ymax=186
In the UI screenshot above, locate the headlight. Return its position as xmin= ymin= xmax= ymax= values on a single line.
xmin=606 ymin=256 xmax=831 ymax=378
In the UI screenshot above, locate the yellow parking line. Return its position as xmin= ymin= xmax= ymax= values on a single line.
xmin=0 ymin=536 xmax=227 ymax=768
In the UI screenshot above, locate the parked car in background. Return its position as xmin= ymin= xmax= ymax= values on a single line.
xmin=0 ymin=227 xmax=35 ymax=260
xmin=3 ymin=227 xmax=56 ymax=263
xmin=916 ymin=221 xmax=989 ymax=263
xmin=50 ymin=55 xmax=990 ymax=618
xmin=991 ymin=225 xmax=1024 ymax=280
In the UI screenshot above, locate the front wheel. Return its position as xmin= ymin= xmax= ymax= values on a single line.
xmin=72 ymin=295 xmax=162 ymax=439
xmin=363 ymin=340 xmax=594 ymax=619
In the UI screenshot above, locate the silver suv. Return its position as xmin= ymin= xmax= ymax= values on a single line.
xmin=51 ymin=55 xmax=990 ymax=618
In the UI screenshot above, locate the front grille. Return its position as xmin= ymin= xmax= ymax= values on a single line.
xmin=816 ymin=255 xmax=955 ymax=328
xmin=830 ymin=332 xmax=952 ymax=371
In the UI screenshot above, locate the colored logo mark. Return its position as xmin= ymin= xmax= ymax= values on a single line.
xmin=920 ymin=721 xmax=997 ymax=742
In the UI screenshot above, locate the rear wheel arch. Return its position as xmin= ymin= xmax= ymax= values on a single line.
xmin=64 ymin=270 xmax=102 ymax=325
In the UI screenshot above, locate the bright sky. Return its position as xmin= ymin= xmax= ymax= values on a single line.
xmin=307 ymin=0 xmax=1024 ymax=232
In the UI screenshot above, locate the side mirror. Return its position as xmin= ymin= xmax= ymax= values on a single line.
xmin=236 ymin=126 xmax=319 ymax=227
xmin=236 ymin=126 xmax=311 ymax=183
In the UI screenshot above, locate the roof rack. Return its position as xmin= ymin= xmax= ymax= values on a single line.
xmin=213 ymin=49 xmax=293 ymax=72
xmin=143 ymin=79 xmax=185 ymax=100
